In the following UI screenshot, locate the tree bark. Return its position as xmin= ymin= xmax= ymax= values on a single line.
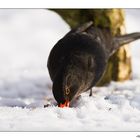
xmin=51 ymin=9 xmax=132 ymax=86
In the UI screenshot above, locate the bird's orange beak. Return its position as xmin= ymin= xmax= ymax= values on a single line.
xmin=58 ymin=100 xmax=70 ymax=108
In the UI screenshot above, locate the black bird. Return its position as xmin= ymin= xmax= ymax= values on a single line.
xmin=47 ymin=21 xmax=140 ymax=107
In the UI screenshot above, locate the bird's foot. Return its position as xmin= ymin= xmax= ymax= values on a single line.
xmin=89 ymin=88 xmax=93 ymax=96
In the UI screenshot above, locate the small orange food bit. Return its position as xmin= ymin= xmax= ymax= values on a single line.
xmin=58 ymin=101 xmax=70 ymax=108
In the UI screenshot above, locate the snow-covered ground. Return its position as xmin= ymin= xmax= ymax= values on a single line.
xmin=0 ymin=9 xmax=140 ymax=131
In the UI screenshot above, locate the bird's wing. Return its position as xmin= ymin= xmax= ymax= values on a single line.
xmin=111 ymin=32 xmax=140 ymax=56
xmin=66 ymin=21 xmax=94 ymax=35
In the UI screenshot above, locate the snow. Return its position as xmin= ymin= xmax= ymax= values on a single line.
xmin=0 ymin=9 xmax=140 ymax=131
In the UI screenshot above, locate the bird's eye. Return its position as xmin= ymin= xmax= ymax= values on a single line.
xmin=65 ymin=86 xmax=70 ymax=95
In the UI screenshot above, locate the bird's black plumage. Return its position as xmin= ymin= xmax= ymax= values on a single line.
xmin=47 ymin=21 xmax=140 ymax=107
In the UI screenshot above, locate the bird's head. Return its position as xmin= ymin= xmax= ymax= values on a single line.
xmin=52 ymin=72 xmax=79 ymax=108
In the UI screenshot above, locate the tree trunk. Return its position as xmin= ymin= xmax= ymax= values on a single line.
xmin=51 ymin=9 xmax=132 ymax=86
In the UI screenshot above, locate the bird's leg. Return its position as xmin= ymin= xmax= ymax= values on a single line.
xmin=89 ymin=88 xmax=93 ymax=96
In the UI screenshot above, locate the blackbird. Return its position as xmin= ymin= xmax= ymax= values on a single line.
xmin=47 ymin=21 xmax=140 ymax=107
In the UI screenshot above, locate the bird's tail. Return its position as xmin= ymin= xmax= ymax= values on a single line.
xmin=111 ymin=32 xmax=140 ymax=55
xmin=114 ymin=32 xmax=140 ymax=46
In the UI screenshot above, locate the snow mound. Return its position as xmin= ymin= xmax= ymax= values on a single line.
xmin=1 ymin=80 xmax=140 ymax=131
